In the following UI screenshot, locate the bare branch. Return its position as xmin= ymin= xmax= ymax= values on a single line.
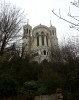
xmin=52 ymin=1 xmax=79 ymax=32
xmin=52 ymin=9 xmax=79 ymax=26
xmin=71 ymin=1 xmax=79 ymax=8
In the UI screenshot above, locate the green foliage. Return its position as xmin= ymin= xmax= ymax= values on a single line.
xmin=0 ymin=75 xmax=18 ymax=97
xmin=39 ymin=66 xmax=62 ymax=94
xmin=0 ymin=53 xmax=79 ymax=99
xmin=67 ymin=69 xmax=79 ymax=92
xmin=23 ymin=80 xmax=38 ymax=99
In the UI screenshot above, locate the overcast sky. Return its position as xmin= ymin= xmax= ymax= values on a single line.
xmin=1 ymin=0 xmax=79 ymax=44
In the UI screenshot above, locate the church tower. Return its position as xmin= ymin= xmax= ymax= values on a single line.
xmin=22 ymin=23 xmax=32 ymax=56
xmin=49 ymin=24 xmax=58 ymax=49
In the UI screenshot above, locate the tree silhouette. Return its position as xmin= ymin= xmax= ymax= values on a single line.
xmin=0 ymin=2 xmax=25 ymax=54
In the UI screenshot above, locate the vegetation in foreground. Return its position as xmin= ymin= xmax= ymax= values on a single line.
xmin=0 ymin=52 xmax=79 ymax=100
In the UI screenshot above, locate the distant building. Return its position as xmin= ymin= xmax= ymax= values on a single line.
xmin=22 ymin=23 xmax=58 ymax=63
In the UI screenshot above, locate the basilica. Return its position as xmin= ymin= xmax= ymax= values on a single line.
xmin=22 ymin=23 xmax=58 ymax=63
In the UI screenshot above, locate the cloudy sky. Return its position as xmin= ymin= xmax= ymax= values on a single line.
xmin=1 ymin=0 xmax=79 ymax=44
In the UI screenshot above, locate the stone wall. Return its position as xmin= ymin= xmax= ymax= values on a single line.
xmin=35 ymin=94 xmax=56 ymax=100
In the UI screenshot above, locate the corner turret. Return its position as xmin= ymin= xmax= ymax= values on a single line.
xmin=23 ymin=24 xmax=32 ymax=38
xmin=22 ymin=23 xmax=32 ymax=57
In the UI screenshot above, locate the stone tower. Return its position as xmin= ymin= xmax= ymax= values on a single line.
xmin=22 ymin=24 xmax=32 ymax=56
xmin=49 ymin=25 xmax=58 ymax=49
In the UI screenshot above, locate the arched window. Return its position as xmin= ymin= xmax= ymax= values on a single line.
xmin=36 ymin=52 xmax=38 ymax=56
xmin=29 ymin=30 xmax=30 ymax=34
xmin=41 ymin=35 xmax=44 ymax=45
xmin=36 ymin=32 xmax=38 ymax=36
xmin=41 ymin=32 xmax=44 ymax=45
xmin=44 ymin=50 xmax=46 ymax=55
xmin=36 ymin=32 xmax=39 ymax=46
xmin=27 ymin=28 xmax=28 ymax=34
xmin=52 ymin=30 xmax=54 ymax=35
xmin=46 ymin=36 xmax=48 ymax=46
xmin=24 ymin=29 xmax=26 ymax=36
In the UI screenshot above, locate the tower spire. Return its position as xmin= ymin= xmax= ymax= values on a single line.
xmin=27 ymin=19 xmax=29 ymax=24
xmin=50 ymin=20 xmax=52 ymax=26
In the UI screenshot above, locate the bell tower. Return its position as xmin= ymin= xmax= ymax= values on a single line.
xmin=22 ymin=22 xmax=32 ymax=56
xmin=49 ymin=21 xmax=58 ymax=49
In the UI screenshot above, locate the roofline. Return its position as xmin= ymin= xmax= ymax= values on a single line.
xmin=32 ymin=24 xmax=51 ymax=32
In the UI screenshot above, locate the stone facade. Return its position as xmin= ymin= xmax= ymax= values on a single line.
xmin=22 ymin=23 xmax=58 ymax=63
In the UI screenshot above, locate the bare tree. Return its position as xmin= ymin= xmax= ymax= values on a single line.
xmin=0 ymin=2 xmax=25 ymax=55
xmin=60 ymin=38 xmax=79 ymax=64
xmin=50 ymin=46 xmax=62 ymax=63
xmin=52 ymin=0 xmax=79 ymax=31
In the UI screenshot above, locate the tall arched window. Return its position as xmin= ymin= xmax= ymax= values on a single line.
xmin=26 ymin=28 xmax=28 ymax=34
xmin=46 ymin=36 xmax=48 ymax=46
xmin=36 ymin=33 xmax=39 ymax=46
xmin=52 ymin=30 xmax=54 ymax=35
xmin=44 ymin=50 xmax=46 ymax=55
xmin=24 ymin=28 xmax=26 ymax=36
xmin=41 ymin=32 xmax=44 ymax=46
xmin=29 ymin=30 xmax=30 ymax=34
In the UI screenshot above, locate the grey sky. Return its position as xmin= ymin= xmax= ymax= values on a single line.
xmin=1 ymin=0 xmax=79 ymax=44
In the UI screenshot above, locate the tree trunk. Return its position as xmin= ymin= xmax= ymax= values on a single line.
xmin=0 ymin=35 xmax=7 ymax=55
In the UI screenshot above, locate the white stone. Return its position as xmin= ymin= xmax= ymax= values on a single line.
xmin=23 ymin=24 xmax=58 ymax=63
